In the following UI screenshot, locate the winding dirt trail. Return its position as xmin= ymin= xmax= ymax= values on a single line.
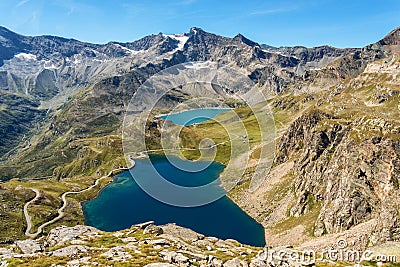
xmin=24 ymin=166 xmax=130 ymax=238
xmin=22 ymin=136 xmax=249 ymax=238
xmin=24 ymin=188 xmax=41 ymax=237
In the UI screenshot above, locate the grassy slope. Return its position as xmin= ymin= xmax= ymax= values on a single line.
xmin=0 ymin=91 xmax=44 ymax=158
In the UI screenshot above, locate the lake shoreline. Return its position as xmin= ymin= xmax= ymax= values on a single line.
xmin=81 ymin=154 xmax=266 ymax=247
xmin=155 ymin=107 xmax=233 ymax=118
xmin=79 ymin=156 xmax=136 ymax=227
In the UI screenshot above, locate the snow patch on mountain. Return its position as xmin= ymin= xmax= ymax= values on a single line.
xmin=15 ymin=53 xmax=37 ymax=60
xmin=164 ymin=34 xmax=189 ymax=51
xmin=111 ymin=43 xmax=145 ymax=56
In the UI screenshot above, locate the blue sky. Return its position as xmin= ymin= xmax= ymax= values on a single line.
xmin=0 ymin=0 xmax=399 ymax=48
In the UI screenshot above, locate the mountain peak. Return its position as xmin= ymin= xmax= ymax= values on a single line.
xmin=379 ymin=26 xmax=400 ymax=46
xmin=233 ymin=33 xmax=259 ymax=47
xmin=189 ymin=27 xmax=205 ymax=35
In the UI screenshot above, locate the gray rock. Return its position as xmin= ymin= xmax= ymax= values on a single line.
xmin=15 ymin=239 xmax=43 ymax=254
xmin=249 ymin=257 xmax=266 ymax=267
xmin=0 ymin=248 xmax=12 ymax=256
xmin=175 ymin=253 xmax=189 ymax=263
xmin=121 ymin=236 xmax=137 ymax=243
xmin=223 ymin=258 xmax=248 ymax=267
xmin=66 ymin=256 xmax=91 ymax=267
xmin=50 ymin=245 xmax=88 ymax=257
xmin=46 ymin=225 xmax=100 ymax=247
xmin=160 ymin=250 xmax=177 ymax=262
xmin=144 ymin=224 xmax=164 ymax=236
xmin=206 ymin=237 xmax=219 ymax=243
xmin=373 ymin=92 xmax=389 ymax=103
xmin=134 ymin=221 xmax=155 ymax=229
xmin=161 ymin=223 xmax=204 ymax=243
xmin=193 ymin=239 xmax=214 ymax=249
xmin=215 ymin=240 xmax=235 ymax=249
xmin=212 ymin=258 xmax=223 ymax=267
xmin=143 ymin=264 xmax=177 ymax=267
xmin=100 ymin=246 xmax=132 ymax=261
xmin=148 ymin=238 xmax=170 ymax=246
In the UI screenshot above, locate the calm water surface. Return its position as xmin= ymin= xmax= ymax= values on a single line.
xmin=160 ymin=108 xmax=231 ymax=126
xmin=82 ymin=155 xmax=265 ymax=247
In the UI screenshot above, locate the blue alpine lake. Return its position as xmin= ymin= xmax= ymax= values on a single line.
xmin=82 ymin=155 xmax=266 ymax=247
xmin=159 ymin=108 xmax=231 ymax=126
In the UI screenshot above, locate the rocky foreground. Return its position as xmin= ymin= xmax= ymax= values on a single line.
xmin=0 ymin=222 xmax=399 ymax=267
xmin=0 ymin=222 xmax=265 ymax=267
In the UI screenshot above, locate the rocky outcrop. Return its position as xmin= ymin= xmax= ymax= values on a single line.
xmin=313 ymin=137 xmax=399 ymax=237
xmin=0 ymin=223 xmax=304 ymax=266
xmin=0 ymin=92 xmax=44 ymax=159
xmin=274 ymin=109 xmax=400 ymax=243
xmin=275 ymin=110 xmax=332 ymax=165
xmin=45 ymin=225 xmax=100 ymax=247
xmin=379 ymin=27 xmax=400 ymax=46
xmin=15 ymin=240 xmax=42 ymax=254
xmin=50 ymin=245 xmax=88 ymax=257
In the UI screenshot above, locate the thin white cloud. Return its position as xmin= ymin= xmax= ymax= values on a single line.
xmin=53 ymin=0 xmax=92 ymax=16
xmin=250 ymin=7 xmax=296 ymax=16
xmin=16 ymin=0 xmax=30 ymax=8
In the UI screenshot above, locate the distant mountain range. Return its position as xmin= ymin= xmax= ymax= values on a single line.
xmin=0 ymin=26 xmax=396 ymax=161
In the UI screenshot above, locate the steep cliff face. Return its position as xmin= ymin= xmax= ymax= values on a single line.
xmin=275 ymin=110 xmax=399 ymax=243
xmin=316 ymin=137 xmax=399 ymax=242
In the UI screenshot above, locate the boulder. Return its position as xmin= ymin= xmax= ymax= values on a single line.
xmin=15 ymin=239 xmax=43 ymax=254
xmin=46 ymin=225 xmax=100 ymax=247
xmin=223 ymin=258 xmax=248 ymax=267
xmin=50 ymin=245 xmax=88 ymax=257
xmin=143 ymin=264 xmax=177 ymax=267
xmin=144 ymin=224 xmax=164 ymax=236
xmin=175 ymin=253 xmax=189 ymax=263
xmin=161 ymin=223 xmax=204 ymax=243
xmin=100 ymin=246 xmax=132 ymax=261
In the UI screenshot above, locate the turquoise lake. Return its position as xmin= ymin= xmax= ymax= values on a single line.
xmin=82 ymin=108 xmax=265 ymax=247
xmin=159 ymin=108 xmax=231 ymax=126
xmin=82 ymin=155 xmax=265 ymax=247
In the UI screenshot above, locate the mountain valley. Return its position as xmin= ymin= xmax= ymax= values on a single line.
xmin=0 ymin=26 xmax=399 ymax=266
